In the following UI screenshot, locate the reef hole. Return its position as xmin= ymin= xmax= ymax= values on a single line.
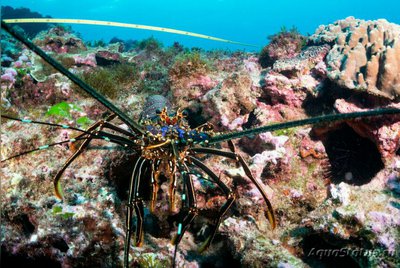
xmin=300 ymin=233 xmax=363 ymax=268
xmin=52 ymin=237 xmax=69 ymax=253
xmin=322 ymin=124 xmax=384 ymax=185
xmin=186 ymin=234 xmax=241 ymax=268
xmin=15 ymin=213 xmax=36 ymax=237
xmin=185 ymin=106 xmax=208 ymax=129
xmin=107 ymin=153 xmax=138 ymax=200
xmin=1 ymin=245 xmax=61 ymax=268
xmin=109 ymin=154 xmax=175 ymax=239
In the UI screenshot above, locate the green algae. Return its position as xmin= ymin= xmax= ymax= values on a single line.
xmin=52 ymin=205 xmax=75 ymax=220
xmin=169 ymin=51 xmax=211 ymax=79
xmin=78 ymin=63 xmax=139 ymax=99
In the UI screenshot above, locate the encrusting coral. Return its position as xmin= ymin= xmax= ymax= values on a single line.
xmin=310 ymin=17 xmax=400 ymax=100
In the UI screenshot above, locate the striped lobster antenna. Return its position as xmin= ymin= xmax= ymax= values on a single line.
xmin=209 ymin=107 xmax=400 ymax=144
xmin=2 ymin=19 xmax=400 ymax=268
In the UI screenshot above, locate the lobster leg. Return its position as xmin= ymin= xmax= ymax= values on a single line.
xmin=150 ymin=160 xmax=161 ymax=213
xmin=191 ymin=145 xmax=276 ymax=230
xmin=124 ymin=157 xmax=146 ymax=268
xmin=170 ymin=143 xmax=198 ymax=245
xmin=54 ymin=114 xmax=117 ymax=199
xmin=168 ymin=160 xmax=178 ymax=212
xmin=172 ymin=163 xmax=198 ymax=245
xmin=169 ymin=143 xmax=198 ymax=267
xmin=170 ymin=162 xmax=198 ymax=267
xmin=227 ymin=140 xmax=276 ymax=229
xmin=188 ymin=156 xmax=236 ymax=252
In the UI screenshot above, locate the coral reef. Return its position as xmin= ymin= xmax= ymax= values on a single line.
xmin=95 ymin=50 xmax=122 ymax=66
xmin=259 ymin=27 xmax=306 ymax=68
xmin=169 ymin=51 xmax=215 ymax=108
xmin=272 ymin=45 xmax=330 ymax=76
xmin=33 ymin=26 xmax=87 ymax=54
xmin=1 ymin=18 xmax=400 ymax=268
xmin=333 ymin=98 xmax=400 ymax=162
xmin=259 ymin=44 xmax=329 ymax=109
xmin=201 ymin=72 xmax=257 ymax=130
xmin=310 ymin=17 xmax=400 ymax=100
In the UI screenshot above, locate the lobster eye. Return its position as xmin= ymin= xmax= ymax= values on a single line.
xmin=155 ymin=109 xmax=162 ymax=115
xmin=182 ymin=110 xmax=189 ymax=117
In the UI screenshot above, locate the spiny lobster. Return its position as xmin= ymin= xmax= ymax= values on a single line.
xmin=1 ymin=20 xmax=400 ymax=267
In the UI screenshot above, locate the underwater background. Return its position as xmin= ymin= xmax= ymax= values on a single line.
xmin=2 ymin=0 xmax=400 ymax=50
xmin=1 ymin=1 xmax=400 ymax=268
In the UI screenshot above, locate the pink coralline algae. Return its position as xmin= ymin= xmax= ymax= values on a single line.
xmin=171 ymin=73 xmax=217 ymax=109
xmin=272 ymin=45 xmax=330 ymax=75
xmin=1 ymin=68 xmax=18 ymax=88
xmin=368 ymin=211 xmax=397 ymax=232
xmin=73 ymin=54 xmax=97 ymax=67
xmin=95 ymin=50 xmax=121 ymax=66
xmin=186 ymin=74 xmax=216 ymax=91
xmin=260 ymin=45 xmax=330 ymax=108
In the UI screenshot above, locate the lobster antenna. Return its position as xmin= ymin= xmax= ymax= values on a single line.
xmin=2 ymin=114 xmax=95 ymax=135
xmin=3 ymin=18 xmax=258 ymax=47
xmin=1 ymin=137 xmax=90 ymax=162
xmin=1 ymin=20 xmax=146 ymax=135
xmin=209 ymin=108 xmax=400 ymax=144
xmin=1 ymin=129 xmax=136 ymax=162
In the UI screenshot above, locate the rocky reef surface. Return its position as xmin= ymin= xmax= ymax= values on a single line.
xmin=1 ymin=17 xmax=400 ymax=267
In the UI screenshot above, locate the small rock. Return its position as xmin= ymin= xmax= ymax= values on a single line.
xmin=329 ymin=182 xmax=351 ymax=205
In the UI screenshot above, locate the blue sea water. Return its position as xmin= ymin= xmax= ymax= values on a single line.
xmin=2 ymin=0 xmax=400 ymax=51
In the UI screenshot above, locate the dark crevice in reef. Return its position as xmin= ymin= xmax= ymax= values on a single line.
xmin=1 ymin=245 xmax=61 ymax=268
xmin=52 ymin=237 xmax=69 ymax=253
xmin=108 ymin=153 xmax=174 ymax=237
xmin=300 ymin=233 xmax=365 ymax=268
xmin=186 ymin=234 xmax=241 ymax=268
xmin=16 ymin=213 xmax=35 ymax=237
xmin=107 ymin=153 xmax=137 ymax=201
xmin=242 ymin=109 xmax=258 ymax=129
xmin=302 ymin=82 xmax=393 ymax=117
xmin=185 ymin=106 xmax=208 ymax=129
xmin=322 ymin=124 xmax=384 ymax=185
xmin=302 ymin=82 xmax=350 ymax=117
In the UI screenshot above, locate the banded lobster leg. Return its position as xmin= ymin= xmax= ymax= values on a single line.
xmin=171 ymin=162 xmax=198 ymax=245
xmin=188 ymin=156 xmax=236 ymax=252
xmin=53 ymin=114 xmax=137 ymax=199
xmin=191 ymin=142 xmax=276 ymax=230
xmin=170 ymin=144 xmax=198 ymax=266
xmin=150 ymin=160 xmax=161 ymax=213
xmin=124 ymin=157 xmax=147 ymax=268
